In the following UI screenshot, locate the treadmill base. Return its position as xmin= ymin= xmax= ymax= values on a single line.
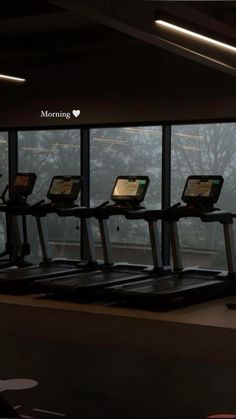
xmin=107 ymin=273 xmax=236 ymax=310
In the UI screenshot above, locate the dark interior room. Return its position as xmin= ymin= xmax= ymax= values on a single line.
xmin=1 ymin=1 xmax=236 ymax=419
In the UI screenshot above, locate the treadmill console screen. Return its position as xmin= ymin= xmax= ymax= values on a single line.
xmin=12 ymin=173 xmax=37 ymax=196
xmin=47 ymin=176 xmax=81 ymax=202
xmin=111 ymin=176 xmax=150 ymax=202
xmin=182 ymin=175 xmax=224 ymax=204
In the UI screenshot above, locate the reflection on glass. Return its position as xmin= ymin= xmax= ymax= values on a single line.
xmin=18 ymin=130 xmax=81 ymax=261
xmin=0 ymin=132 xmax=8 ymax=251
xmin=171 ymin=123 xmax=236 ymax=269
xmin=91 ymin=127 xmax=162 ymax=263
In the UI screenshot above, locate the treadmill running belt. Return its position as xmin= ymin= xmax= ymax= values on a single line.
xmin=34 ymin=271 xmax=148 ymax=295
xmin=0 ymin=265 xmax=83 ymax=291
xmin=120 ymin=277 xmax=224 ymax=295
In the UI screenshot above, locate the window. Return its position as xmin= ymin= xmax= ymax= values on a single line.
xmin=0 ymin=132 xmax=8 ymax=251
xmin=18 ymin=130 xmax=80 ymax=261
xmin=171 ymin=123 xmax=236 ymax=269
xmin=90 ymin=126 xmax=162 ymax=264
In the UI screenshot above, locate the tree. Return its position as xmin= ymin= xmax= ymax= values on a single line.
xmin=90 ymin=126 xmax=162 ymax=245
xmin=171 ymin=123 xmax=236 ymax=267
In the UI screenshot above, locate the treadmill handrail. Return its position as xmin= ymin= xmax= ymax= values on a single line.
xmin=200 ymin=210 xmax=233 ymax=224
xmin=125 ymin=202 xmax=182 ymax=221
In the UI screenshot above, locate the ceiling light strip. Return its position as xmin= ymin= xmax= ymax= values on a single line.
xmin=122 ymin=128 xmax=162 ymax=135
xmin=0 ymin=74 xmax=26 ymax=82
xmin=179 ymin=145 xmax=200 ymax=151
xmin=155 ymin=20 xmax=236 ymax=52
xmin=174 ymin=133 xmax=204 ymax=140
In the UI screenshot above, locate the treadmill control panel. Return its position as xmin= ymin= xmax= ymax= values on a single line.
xmin=182 ymin=175 xmax=223 ymax=205
xmin=111 ymin=176 xmax=149 ymax=204
xmin=12 ymin=173 xmax=37 ymax=197
xmin=47 ymin=176 xmax=81 ymax=203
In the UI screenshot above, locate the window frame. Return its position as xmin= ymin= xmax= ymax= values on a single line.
xmin=6 ymin=118 xmax=236 ymax=265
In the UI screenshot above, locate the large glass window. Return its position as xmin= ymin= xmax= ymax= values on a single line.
xmin=171 ymin=123 xmax=236 ymax=269
xmin=18 ymin=130 xmax=80 ymax=261
xmin=0 ymin=132 xmax=8 ymax=251
xmin=90 ymin=127 xmax=162 ymax=264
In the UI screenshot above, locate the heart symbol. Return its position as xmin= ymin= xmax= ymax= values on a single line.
xmin=72 ymin=110 xmax=80 ymax=118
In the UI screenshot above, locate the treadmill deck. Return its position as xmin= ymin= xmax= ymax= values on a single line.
xmin=107 ymin=273 xmax=235 ymax=309
xmin=115 ymin=275 xmax=223 ymax=295
xmin=0 ymin=264 xmax=85 ymax=291
xmin=34 ymin=269 xmax=149 ymax=296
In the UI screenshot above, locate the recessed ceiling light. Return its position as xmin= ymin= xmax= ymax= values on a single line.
xmin=0 ymin=74 xmax=26 ymax=82
xmin=155 ymin=19 xmax=236 ymax=53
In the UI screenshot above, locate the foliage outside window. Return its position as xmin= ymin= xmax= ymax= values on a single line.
xmin=90 ymin=127 xmax=162 ymax=254
xmin=18 ymin=130 xmax=81 ymax=260
xmin=171 ymin=123 xmax=236 ymax=268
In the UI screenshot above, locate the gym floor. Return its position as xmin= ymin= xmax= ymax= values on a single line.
xmin=0 ymin=295 xmax=236 ymax=418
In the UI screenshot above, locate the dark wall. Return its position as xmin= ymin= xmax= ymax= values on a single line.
xmin=1 ymin=43 xmax=236 ymax=129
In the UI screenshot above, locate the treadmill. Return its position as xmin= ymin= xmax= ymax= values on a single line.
xmin=0 ymin=175 xmax=100 ymax=293
xmin=33 ymin=175 xmax=153 ymax=299
xmin=0 ymin=172 xmax=37 ymax=269
xmin=108 ymin=175 xmax=236 ymax=309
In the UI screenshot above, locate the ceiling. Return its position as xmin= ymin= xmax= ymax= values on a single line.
xmin=1 ymin=1 xmax=236 ymax=128
xmin=1 ymin=0 xmax=236 ymax=79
